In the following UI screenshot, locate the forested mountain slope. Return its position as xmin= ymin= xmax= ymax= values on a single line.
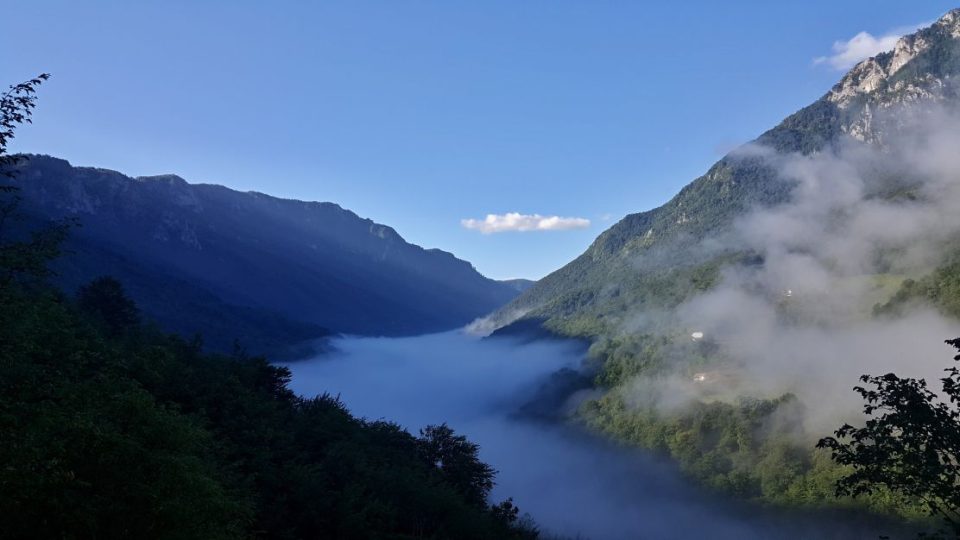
xmin=484 ymin=9 xmax=960 ymax=522
xmin=1 ymin=265 xmax=538 ymax=540
xmin=491 ymin=9 xmax=960 ymax=338
xmin=13 ymin=155 xmax=520 ymax=354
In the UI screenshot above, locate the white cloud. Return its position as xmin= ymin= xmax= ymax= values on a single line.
xmin=814 ymin=23 xmax=927 ymax=70
xmin=461 ymin=212 xmax=590 ymax=234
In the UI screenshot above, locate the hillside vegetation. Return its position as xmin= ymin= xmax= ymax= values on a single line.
xmin=0 ymin=74 xmax=538 ymax=540
xmin=0 ymin=276 xmax=539 ymax=539
xmin=486 ymin=8 xmax=960 ymax=521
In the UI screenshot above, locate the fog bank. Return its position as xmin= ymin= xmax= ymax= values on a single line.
xmin=285 ymin=333 xmax=904 ymax=539
xmin=613 ymin=106 xmax=960 ymax=433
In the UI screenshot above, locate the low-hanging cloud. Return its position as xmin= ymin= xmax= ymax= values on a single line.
xmin=461 ymin=212 xmax=590 ymax=233
xmin=813 ymin=23 xmax=926 ymax=70
xmin=619 ymin=103 xmax=960 ymax=436
xmin=284 ymin=333 xmax=891 ymax=539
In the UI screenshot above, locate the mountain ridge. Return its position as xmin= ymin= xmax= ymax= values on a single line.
xmin=14 ymin=154 xmax=520 ymax=354
xmin=489 ymin=8 xmax=960 ymax=338
xmin=483 ymin=10 xmax=960 ymax=516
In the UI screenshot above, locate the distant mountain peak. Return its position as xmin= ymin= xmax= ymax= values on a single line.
xmin=491 ymin=7 xmax=960 ymax=337
xmin=816 ymin=10 xmax=960 ymax=144
xmin=827 ymin=9 xmax=960 ymax=115
xmin=935 ymin=8 xmax=960 ymax=33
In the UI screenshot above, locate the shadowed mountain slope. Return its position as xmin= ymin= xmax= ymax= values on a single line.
xmin=13 ymin=155 xmax=520 ymax=354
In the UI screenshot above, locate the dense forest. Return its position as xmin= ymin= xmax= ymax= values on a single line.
xmin=577 ymin=333 xmax=929 ymax=517
xmin=1 ymin=278 xmax=541 ymax=539
xmin=0 ymin=76 xmax=538 ymax=539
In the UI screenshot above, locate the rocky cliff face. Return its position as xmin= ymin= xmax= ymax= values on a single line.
xmin=826 ymin=9 xmax=960 ymax=142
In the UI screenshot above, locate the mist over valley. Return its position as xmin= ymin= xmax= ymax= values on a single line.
xmin=6 ymin=3 xmax=960 ymax=539
xmin=284 ymin=333 xmax=916 ymax=539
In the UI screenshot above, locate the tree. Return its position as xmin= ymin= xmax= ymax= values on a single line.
xmin=0 ymin=73 xmax=71 ymax=287
xmin=817 ymin=338 xmax=960 ymax=537
xmin=77 ymin=276 xmax=142 ymax=335
xmin=0 ymin=73 xmax=49 ymax=174
xmin=0 ymin=73 xmax=540 ymax=539
xmin=418 ymin=423 xmax=496 ymax=507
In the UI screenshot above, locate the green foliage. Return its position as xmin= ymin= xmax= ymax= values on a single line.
xmin=579 ymin=388 xmax=928 ymax=519
xmin=0 ymin=73 xmax=49 ymax=174
xmin=589 ymin=333 xmax=715 ymax=387
xmin=489 ymin=20 xmax=960 ymax=533
xmin=0 ymin=279 xmax=540 ymax=539
xmin=418 ymin=424 xmax=496 ymax=507
xmin=0 ymin=74 xmax=537 ymax=540
xmin=818 ymin=338 xmax=960 ymax=536
xmin=581 ymin=389 xmax=806 ymax=497
xmin=574 ymin=322 xmax=938 ymax=524
xmin=531 ymin=254 xmax=737 ymax=340
xmin=573 ymin=318 xmax=932 ymax=519
xmin=0 ymin=285 xmax=249 ymax=539
xmin=0 ymin=74 xmax=75 ymax=288
xmin=878 ymin=259 xmax=960 ymax=319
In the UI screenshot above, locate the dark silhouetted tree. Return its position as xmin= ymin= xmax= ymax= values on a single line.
xmin=419 ymin=423 xmax=496 ymax=507
xmin=0 ymin=73 xmax=49 ymax=175
xmin=0 ymin=73 xmax=71 ymax=287
xmin=818 ymin=338 xmax=960 ymax=537
xmin=77 ymin=276 xmax=142 ymax=335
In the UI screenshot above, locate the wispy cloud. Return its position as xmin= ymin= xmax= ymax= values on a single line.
xmin=461 ymin=212 xmax=590 ymax=234
xmin=814 ymin=23 xmax=927 ymax=70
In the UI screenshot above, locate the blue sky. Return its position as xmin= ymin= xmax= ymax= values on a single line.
xmin=5 ymin=1 xmax=957 ymax=280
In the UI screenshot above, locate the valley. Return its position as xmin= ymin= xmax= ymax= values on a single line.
xmin=6 ymin=3 xmax=960 ymax=538
xmin=284 ymin=333 xmax=914 ymax=539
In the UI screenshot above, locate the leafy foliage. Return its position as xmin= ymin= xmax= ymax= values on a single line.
xmin=580 ymin=385 xmax=929 ymax=520
xmin=878 ymin=259 xmax=960 ymax=320
xmin=0 ymin=73 xmax=49 ymax=176
xmin=0 ymin=75 xmax=538 ymax=540
xmin=574 ymin=317 xmax=935 ymax=522
xmin=584 ymin=389 xmax=803 ymax=498
xmin=0 ymin=282 xmax=540 ymax=538
xmin=0 ymin=74 xmax=73 ymax=288
xmin=818 ymin=339 xmax=960 ymax=536
xmin=418 ymin=424 xmax=496 ymax=507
